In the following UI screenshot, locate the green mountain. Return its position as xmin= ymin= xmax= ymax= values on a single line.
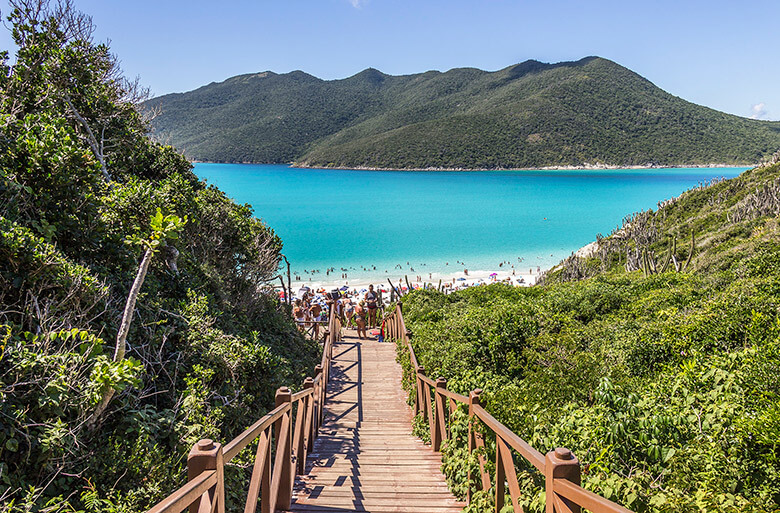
xmin=147 ymin=57 xmax=780 ymax=169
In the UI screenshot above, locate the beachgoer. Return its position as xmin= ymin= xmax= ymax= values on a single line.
xmin=365 ymin=284 xmax=379 ymax=328
xmin=310 ymin=303 xmax=323 ymax=338
xmin=354 ymin=302 xmax=367 ymax=339
xmin=343 ymin=298 xmax=355 ymax=327
xmin=293 ymin=306 xmax=307 ymax=332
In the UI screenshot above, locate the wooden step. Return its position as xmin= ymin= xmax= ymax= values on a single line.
xmin=291 ymin=335 xmax=463 ymax=513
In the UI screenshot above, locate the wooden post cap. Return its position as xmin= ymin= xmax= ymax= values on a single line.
xmin=545 ymin=447 xmax=581 ymax=513
xmin=187 ymin=439 xmax=224 ymax=513
xmin=417 ymin=365 xmax=426 ymax=375
xmin=303 ymin=377 xmax=314 ymax=389
xmin=275 ymin=386 xmax=292 ymax=406
xmin=314 ymin=364 xmax=323 ymax=374
xmin=188 ymin=439 xmax=222 ymax=476
xmin=470 ymin=389 xmax=483 ymax=405
xmin=405 ymin=329 xmax=412 ymax=338
xmin=435 ymin=377 xmax=447 ymax=388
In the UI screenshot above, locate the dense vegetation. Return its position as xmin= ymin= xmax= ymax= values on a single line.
xmin=0 ymin=2 xmax=318 ymax=512
xmin=398 ymin=159 xmax=780 ymax=512
xmin=147 ymin=58 xmax=780 ymax=169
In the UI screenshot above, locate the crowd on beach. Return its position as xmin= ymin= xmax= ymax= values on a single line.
xmin=289 ymin=284 xmax=385 ymax=341
xmin=291 ymin=256 xmax=548 ymax=284
xmin=286 ymin=261 xmax=549 ymax=343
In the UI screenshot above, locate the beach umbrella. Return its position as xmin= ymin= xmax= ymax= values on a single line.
xmin=457 ymin=277 xmax=466 ymax=281
xmin=340 ymin=286 xmax=349 ymax=291
xmin=490 ymin=272 xmax=498 ymax=276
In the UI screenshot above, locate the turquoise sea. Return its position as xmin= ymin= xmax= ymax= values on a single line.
xmin=193 ymin=164 xmax=748 ymax=284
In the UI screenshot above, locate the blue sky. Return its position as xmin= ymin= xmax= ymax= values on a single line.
xmin=1 ymin=0 xmax=778 ymax=120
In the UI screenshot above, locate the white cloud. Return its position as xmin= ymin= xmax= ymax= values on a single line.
xmin=750 ymin=102 xmax=770 ymax=120
xmin=349 ymin=0 xmax=367 ymax=8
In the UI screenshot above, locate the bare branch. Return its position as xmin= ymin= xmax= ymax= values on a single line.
xmin=63 ymin=92 xmax=110 ymax=181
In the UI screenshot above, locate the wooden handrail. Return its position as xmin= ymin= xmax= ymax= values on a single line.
xmin=472 ymin=404 xmax=545 ymax=472
xmin=554 ymin=479 xmax=634 ymax=513
xmin=223 ymin=404 xmax=288 ymax=462
xmin=418 ymin=374 xmax=436 ymax=386
xmin=437 ymin=388 xmax=469 ymax=403
xmin=146 ymin=470 xmax=217 ymax=513
xmin=291 ymin=387 xmax=315 ymax=403
xmin=146 ymin=302 xmax=342 ymax=513
xmin=386 ymin=303 xmax=634 ymax=513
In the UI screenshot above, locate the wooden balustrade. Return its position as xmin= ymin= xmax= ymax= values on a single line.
xmin=386 ymin=303 xmax=634 ymax=513
xmin=145 ymin=303 xmax=343 ymax=513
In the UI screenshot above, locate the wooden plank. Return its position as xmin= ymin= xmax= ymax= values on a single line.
xmin=289 ymin=330 xmax=464 ymax=513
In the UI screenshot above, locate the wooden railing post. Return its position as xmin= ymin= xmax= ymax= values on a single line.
xmin=274 ymin=387 xmax=293 ymax=511
xmin=416 ymin=365 xmax=426 ymax=420
xmin=467 ymin=389 xmax=483 ymax=505
xmin=324 ymin=330 xmax=332 ymax=359
xmin=300 ymin=377 xmax=315 ymax=472
xmin=313 ymin=364 xmax=323 ymax=434
xmin=187 ymin=439 xmax=225 ymax=513
xmin=432 ymin=377 xmax=447 ymax=451
xmin=545 ymin=448 xmax=581 ymax=513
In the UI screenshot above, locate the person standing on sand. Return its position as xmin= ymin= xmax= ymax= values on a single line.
xmin=365 ymin=284 xmax=379 ymax=328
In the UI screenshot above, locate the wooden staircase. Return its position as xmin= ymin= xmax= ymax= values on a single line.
xmin=287 ymin=330 xmax=464 ymax=512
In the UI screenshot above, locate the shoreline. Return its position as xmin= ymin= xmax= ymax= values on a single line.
xmin=193 ymin=160 xmax=754 ymax=172
xmin=286 ymin=267 xmax=543 ymax=294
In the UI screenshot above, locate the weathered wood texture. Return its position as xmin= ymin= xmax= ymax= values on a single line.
xmin=286 ymin=329 xmax=465 ymax=513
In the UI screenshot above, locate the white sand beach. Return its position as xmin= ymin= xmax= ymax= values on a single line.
xmin=285 ymin=266 xmax=542 ymax=298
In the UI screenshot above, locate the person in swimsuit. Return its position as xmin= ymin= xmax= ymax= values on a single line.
xmin=354 ymin=301 xmax=367 ymax=339
xmin=293 ymin=307 xmax=307 ymax=332
xmin=364 ymin=284 xmax=379 ymax=328
xmin=343 ymin=298 xmax=355 ymax=328
xmin=310 ymin=303 xmax=323 ymax=338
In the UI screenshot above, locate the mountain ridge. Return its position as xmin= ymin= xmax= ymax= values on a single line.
xmin=146 ymin=57 xmax=780 ymax=169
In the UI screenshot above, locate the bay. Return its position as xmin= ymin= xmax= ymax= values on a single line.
xmin=193 ymin=163 xmax=748 ymax=285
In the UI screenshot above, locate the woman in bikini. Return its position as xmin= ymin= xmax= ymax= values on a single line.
xmin=354 ymin=301 xmax=367 ymax=339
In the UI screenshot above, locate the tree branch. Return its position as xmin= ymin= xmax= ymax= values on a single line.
xmin=63 ymin=92 xmax=110 ymax=181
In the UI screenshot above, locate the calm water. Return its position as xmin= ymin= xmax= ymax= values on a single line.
xmin=193 ymin=164 xmax=747 ymax=283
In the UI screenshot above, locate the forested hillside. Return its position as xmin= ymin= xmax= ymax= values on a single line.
xmin=0 ymin=3 xmax=318 ymax=512
xmin=147 ymin=58 xmax=780 ymax=169
xmin=399 ymin=159 xmax=780 ymax=512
